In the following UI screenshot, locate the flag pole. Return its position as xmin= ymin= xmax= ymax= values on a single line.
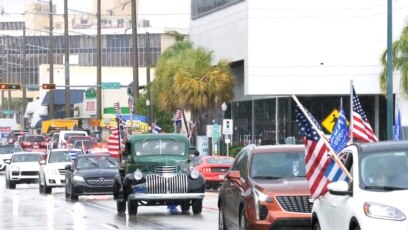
xmin=350 ymin=80 xmax=354 ymax=143
xmin=292 ymin=95 xmax=353 ymax=181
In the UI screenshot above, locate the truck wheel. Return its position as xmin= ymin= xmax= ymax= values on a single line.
xmin=117 ymin=200 xmax=126 ymax=213
xmin=127 ymin=200 xmax=138 ymax=216
xmin=192 ymin=199 xmax=202 ymax=215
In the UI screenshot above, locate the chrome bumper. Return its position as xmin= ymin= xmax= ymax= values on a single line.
xmin=128 ymin=193 xmax=205 ymax=200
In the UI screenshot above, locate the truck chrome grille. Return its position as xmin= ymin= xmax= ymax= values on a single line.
xmin=155 ymin=166 xmax=176 ymax=175
xmin=146 ymin=174 xmax=188 ymax=194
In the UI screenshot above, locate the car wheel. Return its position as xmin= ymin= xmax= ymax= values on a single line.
xmin=70 ymin=184 xmax=78 ymax=201
xmin=65 ymin=184 xmax=70 ymax=199
xmin=181 ymin=202 xmax=190 ymax=213
xmin=44 ymin=184 xmax=52 ymax=194
xmin=117 ymin=200 xmax=126 ymax=214
xmin=218 ymin=205 xmax=226 ymax=230
xmin=192 ymin=199 xmax=202 ymax=215
xmin=239 ymin=208 xmax=248 ymax=230
xmin=5 ymin=176 xmax=9 ymax=189
xmin=127 ymin=200 xmax=138 ymax=216
xmin=312 ymin=219 xmax=321 ymax=230
xmin=9 ymin=181 xmax=16 ymax=189
xmin=352 ymin=223 xmax=361 ymax=230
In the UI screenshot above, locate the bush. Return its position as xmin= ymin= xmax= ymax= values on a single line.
xmin=228 ymin=144 xmax=244 ymax=158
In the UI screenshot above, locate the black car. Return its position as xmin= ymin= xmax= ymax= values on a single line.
xmin=65 ymin=154 xmax=119 ymax=200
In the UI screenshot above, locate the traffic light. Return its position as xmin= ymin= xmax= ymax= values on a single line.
xmin=42 ymin=83 xmax=56 ymax=90
xmin=226 ymin=120 xmax=230 ymax=129
xmin=0 ymin=83 xmax=21 ymax=90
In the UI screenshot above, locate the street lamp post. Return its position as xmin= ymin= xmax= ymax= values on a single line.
xmin=146 ymin=99 xmax=151 ymax=132
xmin=221 ymin=102 xmax=227 ymax=156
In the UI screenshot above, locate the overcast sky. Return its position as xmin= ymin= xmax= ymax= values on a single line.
xmin=1 ymin=0 xmax=190 ymax=28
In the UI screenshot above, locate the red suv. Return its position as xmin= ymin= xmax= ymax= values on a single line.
xmin=20 ymin=135 xmax=48 ymax=151
xmin=218 ymin=144 xmax=312 ymax=230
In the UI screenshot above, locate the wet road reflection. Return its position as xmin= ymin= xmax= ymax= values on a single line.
xmin=0 ymin=172 xmax=219 ymax=229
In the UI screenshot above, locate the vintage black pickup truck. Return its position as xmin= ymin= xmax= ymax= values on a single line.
xmin=113 ymin=133 xmax=205 ymax=215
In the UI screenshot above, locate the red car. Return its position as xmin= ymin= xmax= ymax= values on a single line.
xmin=65 ymin=135 xmax=94 ymax=148
xmin=20 ymin=135 xmax=48 ymax=151
xmin=191 ymin=155 xmax=234 ymax=189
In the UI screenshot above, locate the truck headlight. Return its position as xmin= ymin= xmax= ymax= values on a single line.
xmin=10 ymin=165 xmax=20 ymax=171
xmin=190 ymin=169 xmax=200 ymax=179
xmin=73 ymin=175 xmax=85 ymax=182
xmin=133 ymin=169 xmax=143 ymax=181
xmin=364 ymin=202 xmax=406 ymax=221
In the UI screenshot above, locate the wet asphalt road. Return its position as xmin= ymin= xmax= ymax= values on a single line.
xmin=0 ymin=172 xmax=219 ymax=230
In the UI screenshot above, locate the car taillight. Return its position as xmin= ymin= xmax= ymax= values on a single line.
xmin=22 ymin=141 xmax=32 ymax=147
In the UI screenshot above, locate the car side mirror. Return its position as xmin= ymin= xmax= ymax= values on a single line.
xmin=4 ymin=159 xmax=11 ymax=164
xmin=65 ymin=164 xmax=72 ymax=170
xmin=328 ymin=181 xmax=353 ymax=196
xmin=39 ymin=160 xmax=46 ymax=165
xmin=226 ymin=170 xmax=241 ymax=183
xmin=193 ymin=150 xmax=199 ymax=157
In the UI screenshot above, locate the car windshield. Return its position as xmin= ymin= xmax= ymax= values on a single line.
xmin=206 ymin=157 xmax=234 ymax=165
xmin=0 ymin=145 xmax=22 ymax=154
xmin=24 ymin=136 xmax=45 ymax=142
xmin=49 ymin=151 xmax=72 ymax=163
xmin=134 ymin=139 xmax=187 ymax=156
xmin=13 ymin=154 xmax=42 ymax=163
xmin=76 ymin=156 xmax=118 ymax=169
xmin=360 ymin=150 xmax=408 ymax=190
xmin=250 ymin=152 xmax=306 ymax=179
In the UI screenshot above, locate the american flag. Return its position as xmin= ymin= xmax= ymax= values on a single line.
xmin=151 ymin=120 xmax=162 ymax=134
xmin=128 ymin=97 xmax=134 ymax=114
xmin=175 ymin=109 xmax=183 ymax=123
xmin=108 ymin=127 xmax=124 ymax=158
xmin=351 ymin=87 xmax=378 ymax=142
xmin=114 ymin=102 xmax=121 ymax=114
xmin=296 ymin=106 xmax=347 ymax=200
xmin=188 ymin=122 xmax=196 ymax=138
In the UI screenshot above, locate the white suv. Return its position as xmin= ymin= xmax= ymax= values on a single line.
xmin=39 ymin=148 xmax=81 ymax=194
xmin=312 ymin=141 xmax=408 ymax=230
xmin=0 ymin=144 xmax=23 ymax=171
xmin=5 ymin=152 xmax=42 ymax=189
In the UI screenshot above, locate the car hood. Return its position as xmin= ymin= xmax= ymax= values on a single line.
xmin=45 ymin=162 xmax=71 ymax=170
xmin=252 ymin=177 xmax=310 ymax=195
xmin=10 ymin=162 xmax=40 ymax=171
xmin=75 ymin=168 xmax=119 ymax=178
xmin=0 ymin=154 xmax=13 ymax=160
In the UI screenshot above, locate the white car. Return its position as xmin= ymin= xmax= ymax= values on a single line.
xmin=5 ymin=152 xmax=43 ymax=189
xmin=39 ymin=148 xmax=82 ymax=194
xmin=0 ymin=144 xmax=23 ymax=171
xmin=312 ymin=141 xmax=408 ymax=230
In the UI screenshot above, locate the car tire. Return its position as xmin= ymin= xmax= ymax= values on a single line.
xmin=127 ymin=200 xmax=138 ymax=216
xmin=5 ymin=176 xmax=9 ymax=189
xmin=9 ymin=180 xmax=16 ymax=189
xmin=239 ymin=208 xmax=248 ymax=230
xmin=44 ymin=184 xmax=52 ymax=194
xmin=192 ymin=199 xmax=202 ymax=215
xmin=312 ymin=219 xmax=321 ymax=230
xmin=181 ymin=202 xmax=190 ymax=213
xmin=218 ymin=204 xmax=226 ymax=230
xmin=70 ymin=184 xmax=78 ymax=201
xmin=39 ymin=175 xmax=45 ymax=193
xmin=65 ymin=185 xmax=70 ymax=199
xmin=117 ymin=200 xmax=126 ymax=214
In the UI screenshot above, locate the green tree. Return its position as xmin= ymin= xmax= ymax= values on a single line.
xmin=152 ymin=40 xmax=234 ymax=134
xmin=379 ymin=24 xmax=408 ymax=95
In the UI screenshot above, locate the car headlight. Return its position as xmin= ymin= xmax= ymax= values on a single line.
xmin=73 ymin=175 xmax=85 ymax=182
xmin=133 ymin=169 xmax=143 ymax=181
xmin=364 ymin=202 xmax=406 ymax=221
xmin=190 ymin=169 xmax=200 ymax=179
xmin=252 ymin=187 xmax=272 ymax=220
xmin=10 ymin=165 xmax=20 ymax=171
xmin=46 ymin=168 xmax=59 ymax=175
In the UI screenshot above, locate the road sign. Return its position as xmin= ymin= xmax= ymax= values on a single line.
xmin=322 ymin=109 xmax=350 ymax=133
xmin=212 ymin=123 xmax=220 ymax=141
xmin=222 ymin=119 xmax=233 ymax=135
xmin=101 ymin=82 xmax=121 ymax=89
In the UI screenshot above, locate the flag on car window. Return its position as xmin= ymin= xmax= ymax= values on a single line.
xmin=296 ymin=106 xmax=347 ymax=200
xmin=351 ymin=87 xmax=378 ymax=142
xmin=394 ymin=108 xmax=402 ymax=141
xmin=329 ymin=106 xmax=349 ymax=153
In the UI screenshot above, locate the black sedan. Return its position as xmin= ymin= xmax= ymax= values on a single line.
xmin=65 ymin=154 xmax=119 ymax=200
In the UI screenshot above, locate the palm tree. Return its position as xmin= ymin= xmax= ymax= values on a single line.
xmin=152 ymin=41 xmax=234 ymax=134
xmin=379 ymin=24 xmax=408 ymax=95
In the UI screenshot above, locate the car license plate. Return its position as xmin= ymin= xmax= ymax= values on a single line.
xmin=219 ymin=175 xmax=225 ymax=179
xmin=134 ymin=186 xmax=147 ymax=193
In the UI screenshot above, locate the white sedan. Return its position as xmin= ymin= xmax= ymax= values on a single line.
xmin=5 ymin=152 xmax=43 ymax=189
xmin=39 ymin=148 xmax=80 ymax=194
xmin=312 ymin=141 xmax=408 ymax=230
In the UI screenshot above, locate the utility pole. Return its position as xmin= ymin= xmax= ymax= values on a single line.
xmin=96 ymin=0 xmax=102 ymax=121
xmin=64 ymin=0 xmax=70 ymax=117
xmin=131 ymin=0 xmax=139 ymax=100
xmin=49 ymin=0 xmax=54 ymax=119
xmin=386 ymin=0 xmax=393 ymax=140
xmin=22 ymin=26 xmax=27 ymax=129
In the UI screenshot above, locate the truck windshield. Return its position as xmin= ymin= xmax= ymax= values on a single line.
xmin=134 ymin=139 xmax=186 ymax=156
